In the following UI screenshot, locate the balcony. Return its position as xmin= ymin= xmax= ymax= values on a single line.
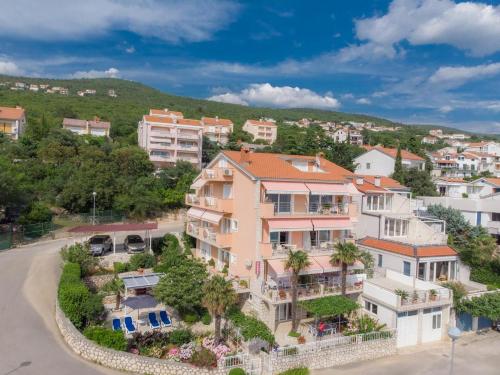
xmin=185 ymin=194 xmax=233 ymax=213
xmin=186 ymin=223 xmax=232 ymax=248
xmin=149 ymin=153 xmax=176 ymax=163
xmin=202 ymin=168 xmax=234 ymax=181
xmin=260 ymin=201 xmax=353 ymax=218
xmin=177 ymin=144 xmax=199 ymax=153
xmin=260 ymin=238 xmax=356 ymax=259
xmin=177 ymin=132 xmax=200 ymax=140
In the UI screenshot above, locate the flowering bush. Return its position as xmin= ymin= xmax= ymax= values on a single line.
xmin=179 ymin=343 xmax=195 ymax=360
xmin=213 ymin=344 xmax=231 ymax=359
xmin=202 ymin=336 xmax=215 ymax=350
xmin=167 ymin=347 xmax=180 ymax=362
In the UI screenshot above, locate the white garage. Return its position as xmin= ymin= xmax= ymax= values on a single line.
xmin=396 ymin=310 xmax=418 ymax=347
xmin=421 ymin=307 xmax=443 ymax=343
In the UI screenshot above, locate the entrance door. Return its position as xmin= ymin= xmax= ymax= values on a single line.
xmin=397 ymin=310 xmax=418 ymax=347
xmin=277 ymin=303 xmax=291 ymax=321
xmin=422 ymin=308 xmax=442 ymax=343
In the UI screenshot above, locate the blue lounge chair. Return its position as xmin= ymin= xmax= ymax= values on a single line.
xmin=112 ymin=318 xmax=122 ymax=332
xmin=148 ymin=312 xmax=160 ymax=329
xmin=159 ymin=310 xmax=172 ymax=327
xmin=124 ymin=316 xmax=137 ymax=334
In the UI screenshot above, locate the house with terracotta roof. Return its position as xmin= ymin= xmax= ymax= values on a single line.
xmin=62 ymin=117 xmax=110 ymax=137
xmin=354 ymin=146 xmax=425 ymax=177
xmin=421 ymin=135 xmax=438 ymax=145
xmin=465 ymin=141 xmax=500 ymax=156
xmin=137 ymin=109 xmax=202 ymax=169
xmin=0 ymin=106 xmax=26 ymax=140
xmin=201 ymin=116 xmax=233 ymax=145
xmin=242 ymin=119 xmax=278 ymax=144
xmin=185 ymin=149 xmax=364 ymax=331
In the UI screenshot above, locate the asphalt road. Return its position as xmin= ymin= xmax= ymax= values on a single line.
xmin=0 ymin=222 xmax=183 ymax=375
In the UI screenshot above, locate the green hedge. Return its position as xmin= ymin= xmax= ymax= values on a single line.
xmin=59 ymin=262 xmax=81 ymax=285
xmin=129 ymin=253 xmax=156 ymax=271
xmin=278 ymin=368 xmax=309 ymax=375
xmin=228 ymin=368 xmax=246 ymax=375
xmin=83 ymin=326 xmax=127 ymax=351
xmin=227 ymin=309 xmax=274 ymax=344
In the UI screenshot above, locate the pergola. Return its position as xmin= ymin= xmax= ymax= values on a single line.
xmin=68 ymin=222 xmax=158 ymax=253
xmin=119 ymin=272 xmax=164 ymax=316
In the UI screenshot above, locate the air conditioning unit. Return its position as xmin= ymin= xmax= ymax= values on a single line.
xmin=223 ymin=168 xmax=233 ymax=176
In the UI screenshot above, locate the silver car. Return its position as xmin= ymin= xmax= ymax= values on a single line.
xmin=124 ymin=234 xmax=146 ymax=253
xmin=88 ymin=235 xmax=113 ymax=256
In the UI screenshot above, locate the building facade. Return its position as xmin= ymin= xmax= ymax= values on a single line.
xmin=62 ymin=117 xmax=110 ymax=137
xmin=201 ymin=117 xmax=233 ymax=145
xmin=0 ymin=106 xmax=26 ymax=140
xmin=137 ymin=109 xmax=203 ymax=169
xmin=243 ymin=119 xmax=278 ymax=144
xmin=354 ymin=146 xmax=425 ymax=176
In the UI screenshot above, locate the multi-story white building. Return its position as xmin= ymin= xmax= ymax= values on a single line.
xmin=0 ymin=106 xmax=26 ymax=140
xmin=465 ymin=141 xmax=500 ymax=155
xmin=429 ymin=149 xmax=500 ymax=178
xmin=201 ymin=116 xmax=233 ymax=145
xmin=242 ymin=119 xmax=278 ymax=144
xmin=63 ymin=117 xmax=110 ymax=137
xmin=137 ymin=109 xmax=202 ymax=169
xmin=354 ymin=146 xmax=425 ymax=176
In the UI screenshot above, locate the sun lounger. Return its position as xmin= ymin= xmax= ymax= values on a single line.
xmin=148 ymin=312 xmax=160 ymax=329
xmin=124 ymin=316 xmax=137 ymax=334
xmin=112 ymin=318 xmax=122 ymax=331
xmin=159 ymin=310 xmax=172 ymax=327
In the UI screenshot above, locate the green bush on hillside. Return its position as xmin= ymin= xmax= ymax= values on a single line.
xmin=128 ymin=253 xmax=156 ymax=271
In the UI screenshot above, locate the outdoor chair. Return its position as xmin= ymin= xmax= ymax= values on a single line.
xmin=124 ymin=316 xmax=137 ymax=334
xmin=148 ymin=312 xmax=160 ymax=329
xmin=112 ymin=318 xmax=122 ymax=331
xmin=159 ymin=310 xmax=172 ymax=327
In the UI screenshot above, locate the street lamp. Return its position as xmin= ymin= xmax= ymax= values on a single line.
xmin=92 ymin=191 xmax=97 ymax=225
xmin=448 ymin=326 xmax=461 ymax=375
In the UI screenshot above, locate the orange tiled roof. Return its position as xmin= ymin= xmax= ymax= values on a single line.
xmin=467 ymin=141 xmax=492 ymax=147
xmin=246 ymin=119 xmax=277 ymax=127
xmin=358 ymin=237 xmax=458 ymax=258
xmin=352 ymin=179 xmax=386 ymax=193
xmin=150 ymin=109 xmax=183 ymax=117
xmin=143 ymin=115 xmax=201 ymax=127
xmin=178 ymin=119 xmax=202 ymax=126
xmin=363 ymin=146 xmax=424 ymax=161
xmin=0 ymin=106 xmax=25 ymax=120
xmin=223 ymin=150 xmax=353 ymax=182
xmin=437 ymin=177 xmax=465 ymax=183
xmin=481 ymin=178 xmax=500 ymax=187
xmin=201 ymin=117 xmax=233 ymax=126
xmin=359 ymin=175 xmax=406 ymax=189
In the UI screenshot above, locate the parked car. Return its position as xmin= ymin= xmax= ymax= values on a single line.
xmin=124 ymin=234 xmax=146 ymax=253
xmin=88 ymin=235 xmax=113 ymax=256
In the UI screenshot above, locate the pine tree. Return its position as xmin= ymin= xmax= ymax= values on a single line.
xmin=392 ymin=145 xmax=405 ymax=183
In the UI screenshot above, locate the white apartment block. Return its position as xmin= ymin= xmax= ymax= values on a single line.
xmin=201 ymin=116 xmax=233 ymax=145
xmin=354 ymin=146 xmax=425 ymax=177
xmin=137 ymin=109 xmax=202 ymax=169
xmin=62 ymin=117 xmax=110 ymax=137
xmin=243 ymin=119 xmax=277 ymax=144
xmin=0 ymin=106 xmax=26 ymax=140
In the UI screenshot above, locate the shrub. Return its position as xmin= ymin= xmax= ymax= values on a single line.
xmin=227 ymin=308 xmax=274 ymax=344
xmin=278 ymin=368 xmax=309 ymax=375
xmin=288 ymin=331 xmax=300 ymax=338
xmin=128 ymin=331 xmax=169 ymax=351
xmin=60 ymin=243 xmax=98 ymax=276
xmin=228 ymin=368 xmax=246 ymax=375
xmin=83 ymin=326 xmax=127 ymax=351
xmin=208 ymin=258 xmax=216 ymax=267
xmin=201 ymin=312 xmax=212 ymax=325
xmin=60 ymin=262 xmax=81 ymax=285
xmin=182 ymin=312 xmax=200 ymax=324
xmin=59 ymin=282 xmax=103 ymax=329
xmin=190 ymin=347 xmax=217 ymax=368
xmin=169 ymin=329 xmax=193 ymax=346
xmin=113 ymin=262 xmax=129 ymax=274
xmin=129 ymin=253 xmax=156 ymax=271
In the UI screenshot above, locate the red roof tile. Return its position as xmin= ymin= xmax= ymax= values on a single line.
xmin=359 ymin=175 xmax=406 ymax=189
xmin=363 ymin=146 xmax=424 ymax=161
xmin=201 ymin=117 xmax=233 ymax=126
xmin=245 ymin=119 xmax=277 ymax=127
xmin=358 ymin=237 xmax=457 ymax=258
xmin=0 ymin=106 xmax=25 ymax=120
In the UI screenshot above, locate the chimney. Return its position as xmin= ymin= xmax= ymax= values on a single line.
xmin=356 ymin=177 xmax=364 ymax=185
xmin=315 ymin=152 xmax=322 ymax=167
xmin=374 ymin=176 xmax=381 ymax=187
xmin=215 ymin=115 xmax=219 ymax=121
xmin=240 ymin=147 xmax=251 ymax=164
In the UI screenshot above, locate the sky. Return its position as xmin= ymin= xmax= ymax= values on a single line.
xmin=1 ymin=0 xmax=500 ymax=133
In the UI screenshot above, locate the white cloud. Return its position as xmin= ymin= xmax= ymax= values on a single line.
xmin=428 ymin=62 xmax=500 ymax=88
xmin=208 ymin=83 xmax=341 ymax=109
xmin=356 ymin=98 xmax=372 ymax=105
xmin=0 ymin=59 xmax=22 ymax=75
xmin=354 ymin=0 xmax=500 ymax=58
xmin=0 ymin=0 xmax=239 ymax=43
xmin=125 ymin=46 xmax=136 ymax=54
xmin=438 ymin=105 xmax=454 ymax=113
xmin=71 ymin=67 xmax=120 ymax=79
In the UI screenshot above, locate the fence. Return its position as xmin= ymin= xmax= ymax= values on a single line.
xmin=0 ymin=232 xmax=12 ymax=251
xmin=0 ymin=221 xmax=57 ymax=250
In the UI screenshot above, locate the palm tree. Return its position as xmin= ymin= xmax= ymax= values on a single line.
xmin=330 ymin=242 xmax=361 ymax=296
xmin=202 ymin=275 xmax=237 ymax=342
xmin=284 ymin=250 xmax=311 ymax=332
xmin=104 ymin=276 xmax=125 ymax=310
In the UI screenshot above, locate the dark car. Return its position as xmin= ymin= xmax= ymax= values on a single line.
xmin=88 ymin=235 xmax=113 ymax=256
xmin=124 ymin=234 xmax=146 ymax=254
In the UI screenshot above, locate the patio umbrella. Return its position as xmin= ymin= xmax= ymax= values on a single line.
xmin=122 ymin=295 xmax=158 ymax=319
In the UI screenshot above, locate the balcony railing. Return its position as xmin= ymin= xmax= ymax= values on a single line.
xmin=177 ymin=132 xmax=200 ymax=140
xmin=398 ymin=289 xmax=451 ymax=309
xmin=203 ymin=168 xmax=233 ymax=180
xmin=264 ymin=202 xmax=349 ymax=216
xmin=186 ymin=223 xmax=232 ymax=248
xmin=260 ymin=238 xmax=356 ymax=259
xmin=185 ymin=194 xmax=233 ymax=213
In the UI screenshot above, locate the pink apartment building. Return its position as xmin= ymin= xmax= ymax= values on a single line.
xmin=201 ymin=116 xmax=234 ymax=145
xmin=186 ymin=149 xmax=371 ymax=331
xmin=138 ymin=109 xmax=203 ymax=169
xmin=242 ymin=119 xmax=278 ymax=144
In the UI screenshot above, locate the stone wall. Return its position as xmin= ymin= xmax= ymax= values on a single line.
xmin=262 ymin=336 xmax=397 ymax=374
xmin=55 ymin=302 xmax=227 ymax=375
xmin=83 ymin=274 xmax=114 ymax=291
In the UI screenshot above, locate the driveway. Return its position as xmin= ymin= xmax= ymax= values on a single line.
xmin=0 ymin=222 xmax=182 ymax=375
xmin=312 ymin=330 xmax=500 ymax=375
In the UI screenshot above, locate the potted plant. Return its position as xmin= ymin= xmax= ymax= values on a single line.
xmin=239 ymin=279 xmax=248 ymax=289
xmin=279 ymin=289 xmax=287 ymax=300
xmin=429 ymin=289 xmax=438 ymax=301
xmin=412 ymin=291 xmax=419 ymax=303
xmin=208 ymin=258 xmax=215 ymax=268
xmin=297 ymin=335 xmax=306 ymax=344
xmin=395 ymin=289 xmax=410 ymax=304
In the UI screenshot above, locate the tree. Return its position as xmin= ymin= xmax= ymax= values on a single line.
xmin=202 ymin=275 xmax=237 ymax=342
xmin=457 ymin=292 xmax=500 ymax=321
xmin=392 ymin=145 xmax=405 ymax=183
xmin=153 ymin=257 xmax=208 ymax=314
xmin=402 ymin=168 xmax=437 ymax=197
xmin=284 ymin=250 xmax=311 ymax=332
xmin=103 ymin=276 xmax=125 ymax=310
xmin=331 ymin=242 xmax=362 ymax=296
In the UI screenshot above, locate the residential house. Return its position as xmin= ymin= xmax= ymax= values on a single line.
xmin=62 ymin=117 xmax=111 ymax=137
xmin=108 ymin=89 xmax=117 ymax=97
xmin=354 ymin=146 xmax=425 ymax=176
xmin=349 ymin=131 xmax=363 ymax=145
xmin=201 ymin=116 xmax=234 ymax=145
xmin=0 ymin=106 xmax=26 ymax=140
xmin=185 ymin=149 xmax=363 ymax=331
xmin=137 ymin=109 xmax=202 ymax=169
xmin=242 ymin=119 xmax=278 ymax=144
xmin=465 ymin=141 xmax=500 ymax=155
xmin=29 ymin=84 xmax=39 ymax=92
xmin=332 ymin=128 xmax=348 ymax=143
xmin=422 ymin=136 xmax=438 ymax=145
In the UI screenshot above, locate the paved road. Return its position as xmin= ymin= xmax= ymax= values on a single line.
xmin=312 ymin=330 xmax=500 ymax=375
xmin=0 ymin=222 xmax=182 ymax=375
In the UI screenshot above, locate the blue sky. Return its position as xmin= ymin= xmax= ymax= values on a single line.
xmin=2 ymin=1 xmax=500 ymax=132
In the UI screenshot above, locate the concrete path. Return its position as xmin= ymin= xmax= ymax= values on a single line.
xmin=0 ymin=222 xmax=183 ymax=375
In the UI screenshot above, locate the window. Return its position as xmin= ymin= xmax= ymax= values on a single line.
xmin=403 ymin=261 xmax=411 ymax=276
xmin=378 ymin=254 xmax=383 ymax=267
xmin=384 ymin=218 xmax=409 ymax=237
xmin=231 ymin=219 xmax=238 ymax=232
xmin=418 ymin=262 xmax=426 ymax=280
xmin=218 ymin=158 xmax=228 ymax=168
xmin=267 ymin=194 xmax=291 ymax=214
xmin=270 ymin=231 xmax=289 ymax=246
xmin=432 ymin=314 xmax=441 ymax=329
xmin=364 ymin=301 xmax=378 ymax=315
xmin=492 ymin=212 xmax=500 ymax=222
xmin=366 ymin=162 xmax=371 ymax=170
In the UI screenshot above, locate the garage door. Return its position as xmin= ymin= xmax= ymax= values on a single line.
xmin=422 ymin=307 xmax=442 ymax=343
xmin=397 ymin=310 xmax=418 ymax=347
